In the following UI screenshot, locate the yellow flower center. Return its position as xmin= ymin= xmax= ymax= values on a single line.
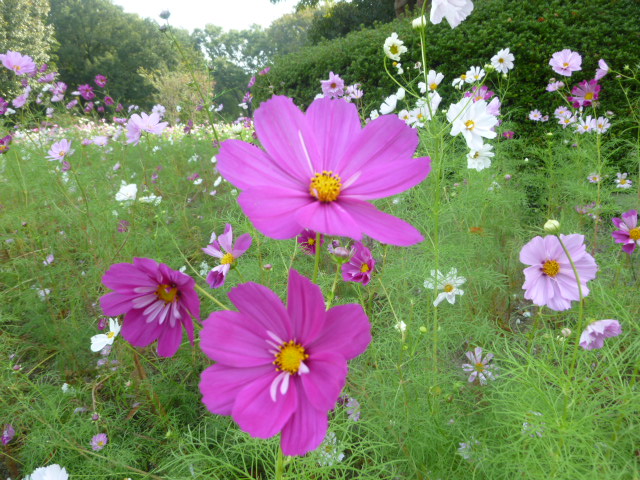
xmin=59 ymin=151 xmax=65 ymax=156
xmin=429 ymin=82 xmax=438 ymax=90
xmin=629 ymin=227 xmax=640 ymax=241
xmin=274 ymin=340 xmax=309 ymax=375
xmin=221 ymin=252 xmax=235 ymax=265
xmin=464 ymin=120 xmax=476 ymax=131
xmin=14 ymin=65 xmax=21 ymax=71
xmin=585 ymin=92 xmax=594 ymax=100
xmin=0 ymin=145 xmax=6 ymax=152
xmin=310 ymin=171 xmax=342 ymax=202
xmin=360 ymin=264 xmax=370 ymax=273
xmin=563 ymin=62 xmax=569 ymax=68
xmin=155 ymin=283 xmax=178 ymax=303
xmin=620 ymin=179 xmax=627 ymax=185
xmin=499 ymin=58 xmax=504 ymax=63
xmin=107 ymin=331 xmax=116 ymax=339
xmin=542 ymin=260 xmax=560 ymax=277
xmin=460 ymin=74 xmax=467 ymax=80
xmin=390 ymin=45 xmax=399 ymax=55
xmin=475 ymin=362 xmax=485 ymax=371
xmin=444 ymin=284 xmax=454 ymax=293
xmin=308 ymin=238 xmax=315 ymax=246
xmin=330 ymin=82 xmax=337 ymax=89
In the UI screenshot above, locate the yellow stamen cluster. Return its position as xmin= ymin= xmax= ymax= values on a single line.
xmin=107 ymin=331 xmax=116 ymax=339
xmin=542 ymin=260 xmax=560 ymax=277
xmin=360 ymin=264 xmax=370 ymax=273
xmin=444 ymin=284 xmax=454 ymax=293
xmin=629 ymin=227 xmax=640 ymax=241
xmin=155 ymin=283 xmax=179 ymax=303
xmin=390 ymin=45 xmax=399 ymax=55
xmin=274 ymin=340 xmax=308 ymax=375
xmin=464 ymin=120 xmax=476 ymax=131
xmin=221 ymin=252 xmax=235 ymax=265
xmin=310 ymin=171 xmax=342 ymax=202
xmin=429 ymin=83 xmax=438 ymax=90
xmin=475 ymin=362 xmax=485 ymax=372
xmin=584 ymin=92 xmax=594 ymax=100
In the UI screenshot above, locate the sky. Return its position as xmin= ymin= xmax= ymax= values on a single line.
xmin=111 ymin=0 xmax=299 ymax=32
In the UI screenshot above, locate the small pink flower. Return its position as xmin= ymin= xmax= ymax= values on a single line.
xmin=2 ymin=424 xmax=15 ymax=445
xmin=549 ymin=49 xmax=582 ymax=77
xmin=341 ymin=242 xmax=375 ymax=285
xmin=529 ymin=109 xmax=543 ymax=121
xmin=0 ymin=51 xmax=36 ymax=75
xmin=90 ymin=433 xmax=108 ymax=451
xmin=594 ymin=59 xmax=609 ymax=81
xmin=78 ymin=84 xmax=95 ymax=100
xmin=297 ymin=229 xmax=323 ymax=255
xmin=461 ymin=347 xmax=495 ymax=385
xmin=126 ymin=112 xmax=168 ymax=145
xmin=568 ymin=80 xmax=600 ymax=108
xmin=46 ymin=139 xmax=74 ymax=162
xmin=95 ymin=74 xmax=108 ymax=87
xmin=502 ymin=131 xmax=515 ymax=139
xmin=612 ymin=209 xmax=639 ymax=254
xmin=579 ymin=320 xmax=621 ymax=350
xmin=202 ymin=224 xmax=252 ymax=288
xmin=321 ymin=72 xmax=344 ymax=98
xmin=546 ymin=80 xmax=565 ymax=92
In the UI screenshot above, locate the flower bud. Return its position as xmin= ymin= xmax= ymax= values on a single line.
xmin=561 ymin=328 xmax=572 ymax=338
xmin=544 ymin=219 xmax=560 ymax=234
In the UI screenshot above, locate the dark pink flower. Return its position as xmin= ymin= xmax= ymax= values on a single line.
xmin=0 ymin=51 xmax=36 ymax=75
xmin=0 ymin=97 xmax=8 ymax=115
xmin=117 ymin=220 xmax=130 ymax=233
xmin=199 ymin=269 xmax=371 ymax=456
xmin=95 ymin=74 xmax=108 ymax=87
xmin=520 ymin=234 xmax=597 ymax=311
xmin=78 ymin=84 xmax=95 ymax=101
xmin=104 ymin=96 xmax=114 ymax=106
xmin=568 ymin=80 xmax=600 ymax=108
xmin=579 ymin=319 xmax=621 ymax=350
xmin=258 ymin=67 xmax=271 ymax=75
xmin=0 ymin=135 xmax=12 ymax=154
xmin=247 ymin=76 xmax=256 ymax=88
xmin=202 ymin=224 xmax=252 ymax=288
xmin=217 ymin=96 xmax=430 ymax=246
xmin=612 ymin=209 xmax=639 ymax=254
xmin=297 ymin=229 xmax=323 ymax=255
xmin=502 ymin=131 xmax=515 ymax=139
xmin=342 ymin=242 xmax=375 ymax=285
xmin=549 ymin=49 xmax=582 ymax=77
xmin=100 ymin=257 xmax=200 ymax=357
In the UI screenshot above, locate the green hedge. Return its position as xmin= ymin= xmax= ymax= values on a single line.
xmin=254 ymin=0 xmax=640 ymax=124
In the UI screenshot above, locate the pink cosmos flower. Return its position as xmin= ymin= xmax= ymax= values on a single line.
xmin=0 ymin=51 xmax=36 ymax=75
xmin=259 ymin=67 xmax=271 ymax=75
xmin=247 ymin=76 xmax=256 ymax=88
xmin=66 ymin=99 xmax=78 ymax=109
xmin=95 ymin=74 xmax=108 ymax=87
xmin=321 ymin=72 xmax=345 ymax=99
xmin=217 ymin=96 xmax=430 ymax=246
xmin=202 ymin=224 xmax=252 ymax=288
xmin=199 ymin=269 xmax=372 ymax=456
xmin=461 ymin=347 xmax=495 ymax=385
xmin=579 ymin=319 xmax=621 ymax=350
xmin=2 ymin=424 xmax=15 ymax=445
xmin=502 ymin=131 xmax=514 ymax=139
xmin=549 ymin=49 xmax=582 ymax=77
xmin=104 ymin=96 xmax=114 ymax=106
xmin=546 ymin=80 xmax=565 ymax=92
xmin=520 ymin=234 xmax=598 ymax=311
xmin=612 ymin=209 xmax=639 ymax=254
xmin=90 ymin=433 xmax=108 ymax=451
xmin=297 ymin=229 xmax=324 ymax=255
xmin=568 ymin=80 xmax=600 ymax=108
xmin=12 ymin=89 xmax=29 ymax=108
xmin=529 ymin=109 xmax=543 ymax=121
xmin=100 ymin=257 xmax=200 ymax=357
xmin=0 ymin=97 xmax=8 ymax=115
xmin=594 ymin=59 xmax=609 ymax=81
xmin=126 ymin=112 xmax=168 ymax=145
xmin=78 ymin=84 xmax=95 ymax=101
xmin=341 ymin=242 xmax=375 ymax=285
xmin=46 ymin=139 xmax=74 ymax=162
xmin=0 ymin=135 xmax=12 ymax=154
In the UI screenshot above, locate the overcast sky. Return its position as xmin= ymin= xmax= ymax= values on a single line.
xmin=111 ymin=0 xmax=299 ymax=32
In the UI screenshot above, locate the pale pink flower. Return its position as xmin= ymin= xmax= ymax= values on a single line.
xmin=0 ymin=50 xmax=36 ymax=75
xmin=549 ymin=49 xmax=582 ymax=77
xmin=46 ymin=139 xmax=74 ymax=162
xmin=579 ymin=320 xmax=621 ymax=350
xmin=594 ymin=59 xmax=609 ymax=81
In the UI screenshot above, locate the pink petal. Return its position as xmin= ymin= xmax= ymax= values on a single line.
xmin=339 ymin=198 xmax=423 ymax=246
xmin=227 ymin=282 xmax=292 ymax=341
xmin=308 ymin=303 xmax=371 ymax=360
xmin=301 ymin=351 xmax=347 ymax=412
xmin=156 ymin=323 xmax=184 ymax=357
xmin=232 ymin=371 xmax=297 ymax=439
xmin=286 ymin=269 xmax=326 ymax=343
xmin=100 ymin=292 xmax=133 ymax=315
xmin=102 ymin=262 xmax=156 ymax=291
xmin=218 ymin=224 xmax=234 ymax=253
xmin=280 ymin=385 xmax=328 ymax=456
xmin=120 ymin=308 xmax=163 ymax=347
xmin=200 ymin=364 xmax=273 ymax=415
xmin=294 ymin=201 xmax=363 ymax=240
xmin=200 ymin=310 xmax=273 ymax=366
xmin=343 ymin=156 xmax=431 ymax=199
xmin=519 ymin=236 xmax=545 ymax=266
xmin=231 ymin=233 xmax=252 ymax=257
xmin=238 ymin=187 xmax=312 ymax=240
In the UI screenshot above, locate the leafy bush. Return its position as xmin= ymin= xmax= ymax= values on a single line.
xmin=256 ymin=0 xmax=640 ymax=125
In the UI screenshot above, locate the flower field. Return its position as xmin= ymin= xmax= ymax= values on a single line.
xmin=1 ymin=1 xmax=640 ymax=479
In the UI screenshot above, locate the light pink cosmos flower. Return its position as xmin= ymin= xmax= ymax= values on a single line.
xmin=546 ymin=80 xmax=565 ymax=92
xmin=461 ymin=347 xmax=495 ymax=385
xmin=0 ymin=51 xmax=36 ymax=75
xmin=529 ymin=109 xmax=543 ymax=121
xmin=594 ymin=59 xmax=609 ymax=81
xmin=520 ymin=234 xmax=598 ymax=311
xmin=199 ymin=269 xmax=372 ymax=456
xmin=126 ymin=112 xmax=168 ymax=145
xmin=100 ymin=257 xmax=200 ymax=357
xmin=321 ymin=72 xmax=345 ymax=99
xmin=202 ymin=224 xmax=252 ymax=288
xmin=612 ymin=209 xmax=639 ymax=254
xmin=594 ymin=116 xmax=611 ymax=134
xmin=549 ymin=49 xmax=582 ymax=77
xmin=342 ymin=242 xmax=375 ymax=285
xmin=90 ymin=433 xmax=108 ymax=451
xmin=46 ymin=139 xmax=74 ymax=162
xmin=12 ymin=91 xmax=29 ymax=108
xmin=568 ymin=80 xmax=600 ymax=108
xmin=430 ymin=0 xmax=474 ymax=29
xmin=217 ymin=96 xmax=431 ymax=246
xmin=579 ymin=320 xmax=622 ymax=350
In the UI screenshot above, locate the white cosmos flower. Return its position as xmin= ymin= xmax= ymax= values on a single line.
xmin=430 ymin=0 xmax=474 ymax=29
xmin=426 ymin=70 xmax=445 ymax=91
xmin=115 ymin=181 xmax=137 ymax=202
xmin=491 ymin=48 xmax=515 ymax=74
xmin=467 ymin=144 xmax=495 ymax=171
xmin=412 ymin=15 xmax=427 ymax=28
xmin=396 ymin=87 xmax=406 ymax=100
xmin=28 ymin=464 xmax=69 ymax=480
xmin=90 ymin=318 xmax=121 ymax=352
xmin=452 ymin=74 xmax=467 ymax=89
xmin=424 ymin=268 xmax=466 ymax=306
xmin=398 ymin=109 xmax=412 ymax=124
xmin=447 ymin=99 xmax=498 ymax=150
xmin=383 ymin=32 xmax=407 ymax=61
xmin=380 ymin=94 xmax=398 ymax=115
xmin=465 ymin=66 xmax=485 ymax=83
xmin=139 ymin=193 xmax=162 ymax=205
xmin=615 ymin=172 xmax=632 ymax=189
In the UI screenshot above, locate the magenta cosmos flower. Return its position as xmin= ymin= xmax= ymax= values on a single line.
xmin=0 ymin=135 xmax=12 ymax=154
xmin=217 ymin=96 xmax=431 ymax=246
xmin=78 ymin=84 xmax=95 ymax=101
xmin=342 ymin=242 xmax=375 ymax=285
xmin=202 ymin=224 xmax=252 ymax=288
xmin=0 ymin=51 xmax=36 ymax=75
xmin=549 ymin=49 xmax=582 ymax=77
xmin=95 ymin=74 xmax=108 ymax=88
xmin=568 ymin=80 xmax=600 ymax=108
xmin=612 ymin=209 xmax=639 ymax=254
xmin=520 ymin=234 xmax=598 ymax=311
xmin=46 ymin=139 xmax=74 ymax=162
xmin=100 ymin=257 xmax=200 ymax=357
xmin=126 ymin=112 xmax=168 ymax=145
xmin=297 ymin=229 xmax=324 ymax=255
xmin=199 ymin=269 xmax=371 ymax=456
xmin=579 ymin=319 xmax=622 ymax=350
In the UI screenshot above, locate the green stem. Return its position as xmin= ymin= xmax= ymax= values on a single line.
xmin=234 ymin=265 xmax=246 ymax=283
xmin=275 ymin=445 xmax=285 ymax=480
xmin=194 ymin=283 xmax=229 ymax=311
xmin=312 ymin=232 xmax=322 ymax=283
xmin=325 ymin=262 xmax=342 ymax=309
